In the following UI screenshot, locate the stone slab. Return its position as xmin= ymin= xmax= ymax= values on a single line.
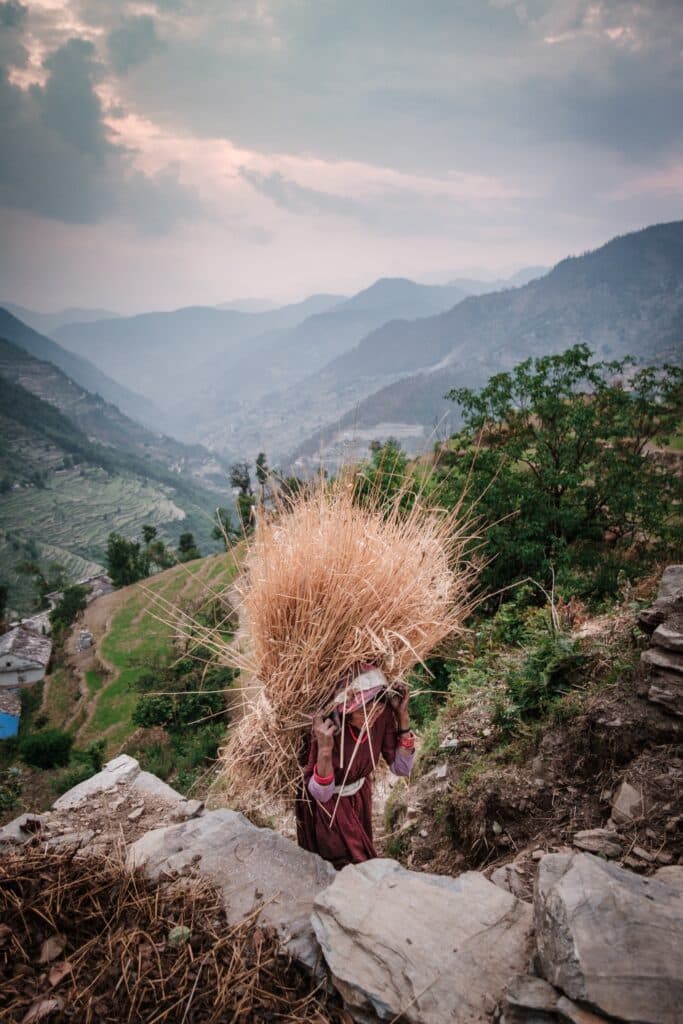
xmin=534 ymin=852 xmax=683 ymax=1024
xmin=312 ymin=858 xmax=533 ymax=1023
xmin=128 ymin=808 xmax=335 ymax=968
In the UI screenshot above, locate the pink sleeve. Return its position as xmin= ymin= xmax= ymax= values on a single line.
xmin=308 ymin=775 xmax=335 ymax=801
xmin=391 ymin=746 xmax=416 ymax=777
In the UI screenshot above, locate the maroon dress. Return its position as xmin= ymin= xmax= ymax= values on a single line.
xmin=295 ymin=704 xmax=399 ymax=870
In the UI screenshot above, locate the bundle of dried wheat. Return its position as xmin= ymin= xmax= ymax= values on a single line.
xmin=216 ymin=473 xmax=478 ymax=809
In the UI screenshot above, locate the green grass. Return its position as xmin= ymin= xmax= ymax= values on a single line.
xmin=80 ymin=554 xmax=238 ymax=752
xmin=85 ymin=669 xmax=106 ymax=695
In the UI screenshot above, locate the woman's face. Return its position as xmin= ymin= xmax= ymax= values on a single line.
xmin=348 ymin=700 xmax=382 ymax=731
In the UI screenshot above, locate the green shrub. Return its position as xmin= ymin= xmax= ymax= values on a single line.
xmin=51 ymin=762 xmax=93 ymax=795
xmin=19 ymin=729 xmax=73 ymax=769
xmin=0 ymin=766 xmax=22 ymax=811
xmin=493 ymin=629 xmax=586 ymax=737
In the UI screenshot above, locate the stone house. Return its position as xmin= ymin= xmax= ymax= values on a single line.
xmin=0 ymin=626 xmax=52 ymax=688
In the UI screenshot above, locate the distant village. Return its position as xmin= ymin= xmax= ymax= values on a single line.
xmin=0 ymin=573 xmax=113 ymax=739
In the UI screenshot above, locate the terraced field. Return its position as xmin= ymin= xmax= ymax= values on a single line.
xmin=0 ymin=465 xmax=197 ymax=616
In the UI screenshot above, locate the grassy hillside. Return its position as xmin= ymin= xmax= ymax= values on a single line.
xmin=71 ymin=553 xmax=238 ymax=752
xmin=3 ymin=552 xmax=239 ymax=816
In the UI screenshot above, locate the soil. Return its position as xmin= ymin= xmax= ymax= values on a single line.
xmin=387 ymin=607 xmax=683 ymax=888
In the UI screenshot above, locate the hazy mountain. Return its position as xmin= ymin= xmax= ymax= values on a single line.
xmin=216 ymin=298 xmax=280 ymax=313
xmin=185 ymin=277 xmax=472 ymax=444
xmin=0 ymin=308 xmax=157 ymax=428
xmin=287 ymin=221 xmax=683 ymax=463
xmin=2 ymin=302 xmax=121 ymax=335
xmin=419 ymin=267 xmax=548 ymax=291
xmin=331 ymin=278 xmax=468 ymax=317
xmin=52 ymin=293 xmax=344 ymax=411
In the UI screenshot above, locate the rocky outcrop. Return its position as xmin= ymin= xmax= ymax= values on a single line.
xmin=3 ymin=754 xmax=683 ymax=1024
xmin=312 ymin=858 xmax=534 ymax=1023
xmin=638 ymin=565 xmax=683 ymax=717
xmin=128 ymin=809 xmax=335 ymax=969
xmin=534 ymin=852 xmax=683 ymax=1024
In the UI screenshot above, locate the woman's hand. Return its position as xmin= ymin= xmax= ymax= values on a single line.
xmin=312 ymin=713 xmax=336 ymax=780
xmin=388 ymin=684 xmax=411 ymax=731
xmin=312 ymin=714 xmax=336 ymax=754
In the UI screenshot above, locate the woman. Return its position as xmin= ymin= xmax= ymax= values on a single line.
xmin=295 ymin=665 xmax=415 ymax=869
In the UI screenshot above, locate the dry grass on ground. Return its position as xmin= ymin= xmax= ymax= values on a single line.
xmin=0 ymin=848 xmax=344 ymax=1024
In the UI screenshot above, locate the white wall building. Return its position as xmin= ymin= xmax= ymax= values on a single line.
xmin=0 ymin=627 xmax=52 ymax=687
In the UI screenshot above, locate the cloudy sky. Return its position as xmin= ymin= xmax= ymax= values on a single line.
xmin=1 ymin=0 xmax=682 ymax=312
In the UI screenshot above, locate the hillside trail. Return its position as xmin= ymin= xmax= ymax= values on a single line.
xmin=60 ymin=586 xmax=135 ymax=738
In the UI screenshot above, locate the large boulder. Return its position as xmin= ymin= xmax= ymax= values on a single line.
xmin=128 ymin=808 xmax=334 ymax=968
xmin=52 ymin=755 xmax=203 ymax=817
xmin=312 ymin=858 xmax=533 ymax=1023
xmin=52 ymin=754 xmax=140 ymax=809
xmin=534 ymin=852 xmax=683 ymax=1024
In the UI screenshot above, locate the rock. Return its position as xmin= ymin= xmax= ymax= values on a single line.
xmin=652 ymin=623 xmax=683 ymax=652
xmin=534 ymin=852 xmax=683 ymax=1024
xmin=638 ymin=567 xmax=683 ymax=631
xmin=532 ymin=849 xmax=545 ymax=860
xmin=556 ymin=996 xmax=609 ymax=1024
xmin=611 ymin=780 xmax=644 ymax=825
xmin=172 ymin=799 xmax=205 ymax=821
xmin=505 ymin=975 xmax=558 ymax=1014
xmin=44 ymin=829 xmax=95 ymax=853
xmin=656 ymin=565 xmax=683 ymax=603
xmin=52 ymin=755 xmax=140 ymax=810
xmin=128 ymin=809 xmax=334 ymax=968
xmin=0 ymin=813 xmax=48 ymax=846
xmin=491 ymin=863 xmax=531 ymax=901
xmin=129 ymin=770 xmax=186 ymax=807
xmin=127 ymin=806 xmax=144 ymax=822
xmin=655 ymin=866 xmax=683 ymax=893
xmin=632 ymin=845 xmax=655 ymax=863
xmin=425 ymin=764 xmax=448 ymax=781
xmin=572 ymin=829 xmax=622 ymax=858
xmin=647 ymin=671 xmax=683 ymax=717
xmin=641 ymin=647 xmax=683 ymax=675
xmin=439 ymin=734 xmax=458 ymax=750
xmin=312 ymin=858 xmax=533 ymax=1023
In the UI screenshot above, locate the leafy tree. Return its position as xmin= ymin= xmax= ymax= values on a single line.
xmin=142 ymin=524 xmax=158 ymax=545
xmin=16 ymin=561 xmax=67 ymax=609
xmin=146 ymin=539 xmax=174 ymax=570
xmin=255 ymin=452 xmax=269 ymax=487
xmin=444 ymin=345 xmax=682 ymax=597
xmin=177 ymin=531 xmax=201 ymax=562
xmin=355 ymin=439 xmax=410 ymax=512
xmin=229 ymin=461 xmax=253 ymax=496
xmin=49 ymin=584 xmax=88 ymax=638
xmin=212 ymin=507 xmax=241 ymax=548
xmin=105 ymin=532 xmax=150 ymax=587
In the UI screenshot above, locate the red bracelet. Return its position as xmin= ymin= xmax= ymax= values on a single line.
xmin=313 ymin=766 xmax=334 ymax=785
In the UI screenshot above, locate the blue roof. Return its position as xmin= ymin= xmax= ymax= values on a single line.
xmin=0 ymin=711 xmax=20 ymax=739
